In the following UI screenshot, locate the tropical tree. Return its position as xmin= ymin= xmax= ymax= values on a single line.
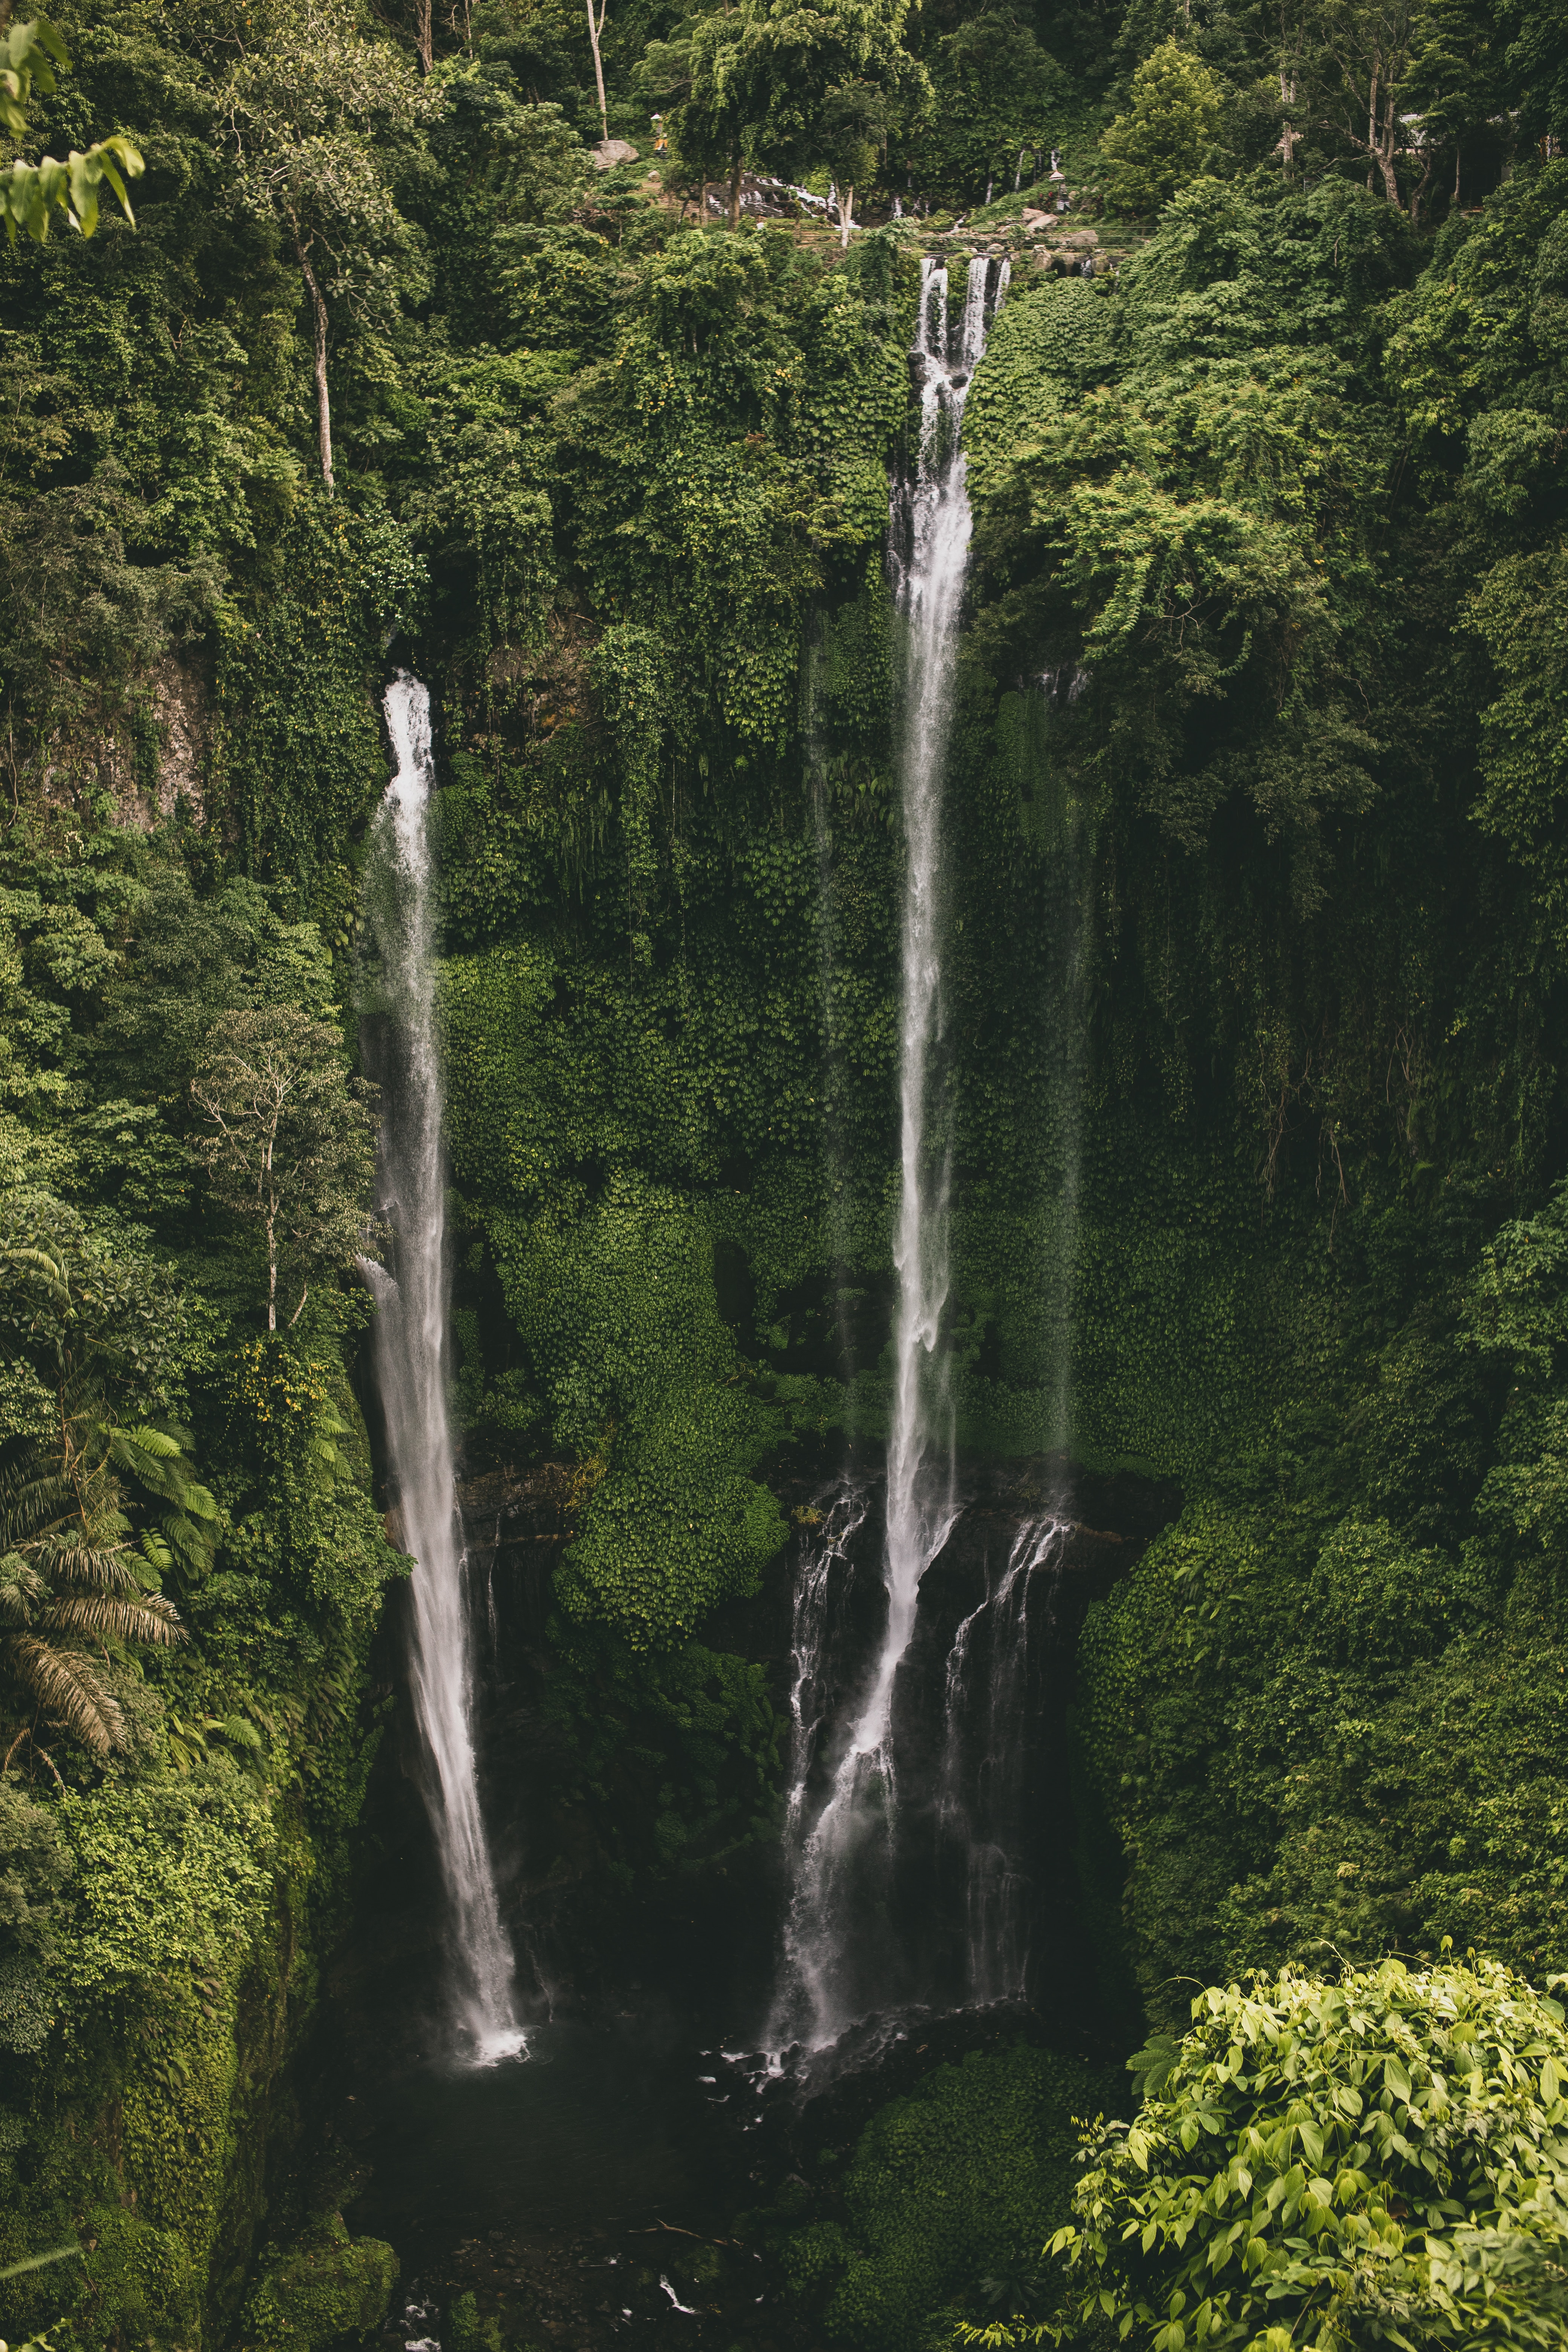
xmin=646 ymin=0 xmax=927 ymax=234
xmin=1312 ymin=0 xmax=1421 ymax=205
xmin=220 ymin=0 xmax=420 ymax=488
xmin=816 ymin=78 xmax=887 ymax=246
xmin=740 ymin=0 xmax=929 ymax=239
xmin=0 ymin=16 xmax=142 ymax=247
xmin=190 ymin=1006 xmax=378 ymax=1334
xmin=585 ymin=0 xmax=609 ymax=141
xmin=642 ymin=7 xmax=753 ymax=227
xmin=1098 ymin=38 xmax=1221 ymax=217
xmin=1401 ymin=0 xmax=1505 ymax=213
xmin=896 ymin=8 xmax=1065 ymax=213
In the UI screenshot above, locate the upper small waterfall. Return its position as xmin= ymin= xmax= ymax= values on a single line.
xmin=362 ymin=674 xmax=524 ymax=2065
xmin=770 ymin=256 xmax=1006 ymax=2053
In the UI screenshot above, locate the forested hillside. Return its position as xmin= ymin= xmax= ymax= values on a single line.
xmin=1 ymin=0 xmax=1566 ymax=2338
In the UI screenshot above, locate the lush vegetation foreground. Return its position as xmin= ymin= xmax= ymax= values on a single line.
xmin=0 ymin=0 xmax=1566 ymax=2339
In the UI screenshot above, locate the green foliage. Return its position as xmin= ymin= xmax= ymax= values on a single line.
xmin=54 ymin=1763 xmax=274 ymax=2001
xmin=1078 ymin=1178 xmax=1568 ymax=2011
xmin=1098 ymin=41 xmax=1220 ymax=219
xmin=240 ymin=2216 xmax=397 ymax=2352
xmin=778 ymin=2042 xmax=1118 ymax=2349
xmin=0 ymin=17 xmax=143 ymax=247
xmin=1012 ymin=1959 xmax=1568 ymax=2352
xmin=1466 ymin=543 xmax=1568 ymax=946
xmin=483 ymin=1170 xmax=787 ymax=1643
xmin=962 ymin=278 xmax=1117 ymax=504
xmin=0 ymin=8 xmax=1566 ymax=2349
xmin=189 ymin=1003 xmax=380 ymax=1335
xmin=542 ymin=1630 xmax=781 ymax=1871
xmin=213 ymin=495 xmax=423 ymax=916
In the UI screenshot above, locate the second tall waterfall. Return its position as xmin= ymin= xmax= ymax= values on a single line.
xmin=362 ymin=674 xmax=524 ymax=2064
xmin=772 ymin=255 xmax=1006 ymax=2052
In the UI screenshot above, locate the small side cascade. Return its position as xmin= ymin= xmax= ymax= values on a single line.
xmin=769 ymin=257 xmax=1008 ymax=2055
xmin=938 ymin=1515 xmax=1069 ymax=2006
xmin=361 ymin=673 xmax=525 ymax=2066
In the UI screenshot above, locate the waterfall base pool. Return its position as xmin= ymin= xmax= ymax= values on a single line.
xmin=344 ymin=2020 xmax=733 ymax=2256
xmin=335 ymin=2012 xmax=818 ymax=2352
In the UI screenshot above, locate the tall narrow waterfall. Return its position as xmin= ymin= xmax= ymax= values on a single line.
xmin=362 ymin=674 xmax=525 ymax=2065
xmin=771 ymin=257 xmax=1004 ymax=2053
xmin=939 ymin=1514 xmax=1067 ymax=2006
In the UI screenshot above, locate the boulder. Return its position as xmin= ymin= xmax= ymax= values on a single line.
xmin=590 ymin=138 xmax=639 ymax=170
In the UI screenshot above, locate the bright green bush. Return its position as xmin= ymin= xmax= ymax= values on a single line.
xmin=984 ymin=1959 xmax=1568 ymax=2352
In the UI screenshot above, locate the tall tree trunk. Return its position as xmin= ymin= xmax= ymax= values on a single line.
xmin=296 ymin=237 xmax=334 ymax=492
xmin=1378 ymin=87 xmax=1400 ymax=203
xmin=839 ymin=181 xmax=854 ymax=249
xmin=585 ymin=0 xmax=608 ymax=139
xmin=1279 ymin=72 xmax=1299 ymax=175
xmin=1367 ymin=50 xmax=1380 ymax=164
xmin=416 ymin=0 xmax=432 ymax=72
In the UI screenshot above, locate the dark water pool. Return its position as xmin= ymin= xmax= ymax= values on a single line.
xmin=345 ymin=2018 xmax=743 ymax=2264
xmin=335 ymin=2017 xmax=807 ymax=2352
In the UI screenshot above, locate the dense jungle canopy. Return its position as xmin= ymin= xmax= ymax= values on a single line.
xmin=1 ymin=0 xmax=1567 ymax=2338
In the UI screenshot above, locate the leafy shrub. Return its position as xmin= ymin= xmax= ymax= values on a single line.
xmin=1002 ymin=1958 xmax=1568 ymax=2352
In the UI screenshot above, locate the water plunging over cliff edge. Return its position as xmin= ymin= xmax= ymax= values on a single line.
xmin=361 ymin=673 xmax=525 ymax=2065
xmin=769 ymin=257 xmax=1007 ymax=2054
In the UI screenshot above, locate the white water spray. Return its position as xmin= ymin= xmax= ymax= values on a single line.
xmin=363 ymin=674 xmax=525 ymax=2065
xmin=940 ymin=1515 xmax=1067 ymax=2005
xmin=771 ymin=257 xmax=1004 ymax=2051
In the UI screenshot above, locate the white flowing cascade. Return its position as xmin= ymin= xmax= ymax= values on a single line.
xmin=940 ymin=1515 xmax=1067 ymax=2006
xmin=363 ymin=674 xmax=524 ymax=2065
xmin=771 ymin=257 xmax=1004 ymax=2051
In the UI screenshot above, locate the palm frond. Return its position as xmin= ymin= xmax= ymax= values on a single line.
xmin=0 ymin=1550 xmax=47 ymax=1627
xmin=26 ymin=1534 xmax=146 ymax=1598
xmin=11 ymin=1636 xmax=123 ymax=1756
xmin=0 ymin=1466 xmax=73 ymax=1547
xmin=47 ymin=1592 xmax=183 ymax=1646
xmin=155 ymin=1514 xmax=213 ymax=1573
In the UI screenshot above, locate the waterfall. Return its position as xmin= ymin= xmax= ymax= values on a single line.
xmin=770 ymin=257 xmax=1005 ymax=2053
xmin=939 ymin=1516 xmax=1067 ymax=2006
xmin=362 ymin=673 xmax=525 ymax=2066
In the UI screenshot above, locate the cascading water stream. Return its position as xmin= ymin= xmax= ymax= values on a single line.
xmin=939 ymin=1515 xmax=1067 ymax=2006
xmin=770 ymin=257 xmax=1005 ymax=2053
xmin=362 ymin=673 xmax=525 ymax=2066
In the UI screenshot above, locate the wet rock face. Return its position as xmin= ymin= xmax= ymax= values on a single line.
xmin=755 ymin=1454 xmax=1179 ymax=2037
